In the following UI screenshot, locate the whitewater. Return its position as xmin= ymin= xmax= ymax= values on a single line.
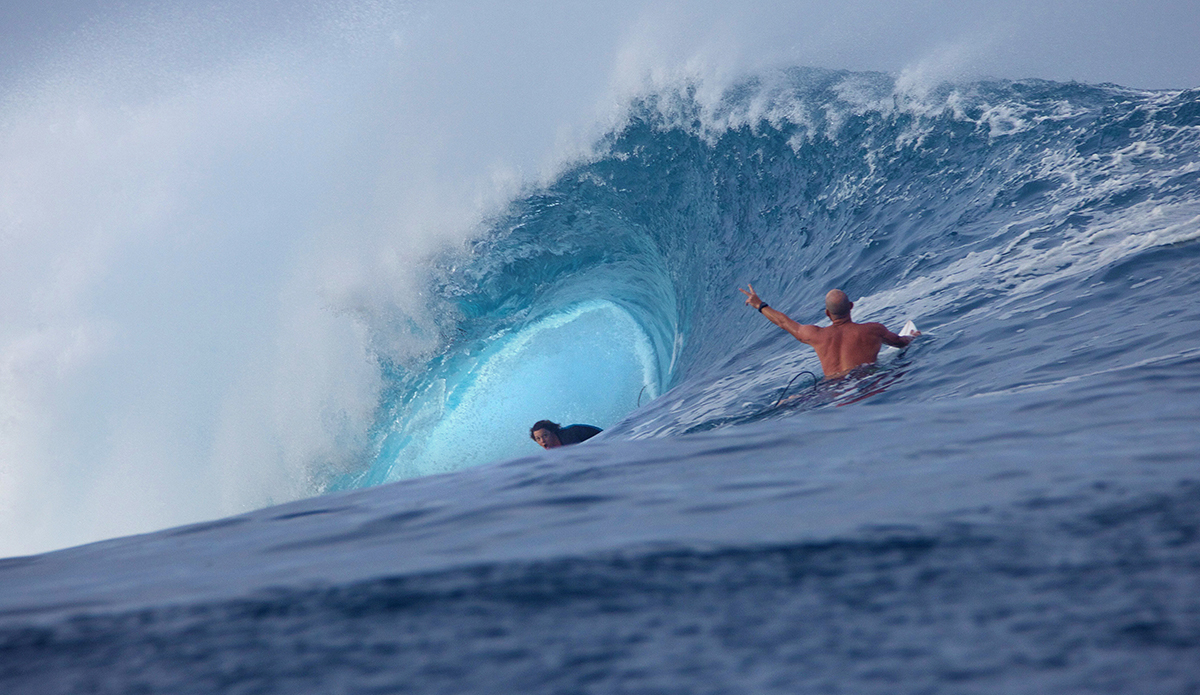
xmin=2 ymin=2 xmax=1200 ymax=693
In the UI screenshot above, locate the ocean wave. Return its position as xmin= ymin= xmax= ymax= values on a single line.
xmin=358 ymin=70 xmax=1200 ymax=481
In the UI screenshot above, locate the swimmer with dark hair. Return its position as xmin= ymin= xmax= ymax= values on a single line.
xmin=530 ymin=420 xmax=602 ymax=449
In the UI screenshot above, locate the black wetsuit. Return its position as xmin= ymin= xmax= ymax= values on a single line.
xmin=556 ymin=424 xmax=602 ymax=445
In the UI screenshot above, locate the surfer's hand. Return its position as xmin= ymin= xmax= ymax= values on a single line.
xmin=739 ymin=284 xmax=763 ymax=309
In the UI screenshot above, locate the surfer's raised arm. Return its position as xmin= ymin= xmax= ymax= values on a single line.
xmin=738 ymin=285 xmax=919 ymax=378
xmin=739 ymin=284 xmax=819 ymax=343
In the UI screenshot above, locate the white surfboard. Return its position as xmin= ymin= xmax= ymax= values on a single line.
xmin=899 ymin=320 xmax=919 ymax=337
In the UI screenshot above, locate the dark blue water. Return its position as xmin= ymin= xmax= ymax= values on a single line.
xmin=2 ymin=70 xmax=1199 ymax=693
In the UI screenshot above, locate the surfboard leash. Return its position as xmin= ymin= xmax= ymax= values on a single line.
xmin=775 ymin=370 xmax=819 ymax=407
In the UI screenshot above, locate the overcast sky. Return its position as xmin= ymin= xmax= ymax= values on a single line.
xmin=2 ymin=0 xmax=1199 ymax=90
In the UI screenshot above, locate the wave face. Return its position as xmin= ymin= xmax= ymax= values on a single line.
xmin=3 ymin=71 xmax=1200 ymax=693
xmin=357 ymin=69 xmax=1200 ymax=480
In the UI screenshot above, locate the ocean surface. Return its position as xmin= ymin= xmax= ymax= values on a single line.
xmin=3 ymin=68 xmax=1200 ymax=693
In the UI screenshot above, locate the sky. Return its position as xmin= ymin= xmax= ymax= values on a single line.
xmin=3 ymin=0 xmax=1199 ymax=91
xmin=1 ymin=0 xmax=1197 ymax=557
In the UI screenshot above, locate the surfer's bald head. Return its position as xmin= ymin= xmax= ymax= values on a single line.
xmin=825 ymin=289 xmax=853 ymax=319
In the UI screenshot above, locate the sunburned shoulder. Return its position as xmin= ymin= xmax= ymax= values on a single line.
xmin=826 ymin=321 xmax=883 ymax=334
xmin=854 ymin=321 xmax=889 ymax=334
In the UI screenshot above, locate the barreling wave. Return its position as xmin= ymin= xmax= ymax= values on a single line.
xmin=350 ymin=68 xmax=1200 ymax=485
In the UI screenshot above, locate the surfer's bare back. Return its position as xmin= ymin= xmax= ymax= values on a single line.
xmin=739 ymin=285 xmax=918 ymax=378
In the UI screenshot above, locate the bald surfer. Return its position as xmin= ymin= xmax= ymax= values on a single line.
xmin=739 ymin=285 xmax=919 ymax=378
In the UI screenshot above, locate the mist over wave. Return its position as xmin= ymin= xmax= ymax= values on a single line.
xmin=1 ymin=0 xmax=639 ymax=554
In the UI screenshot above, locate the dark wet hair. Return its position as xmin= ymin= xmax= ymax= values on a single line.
xmin=530 ymin=420 xmax=561 ymax=439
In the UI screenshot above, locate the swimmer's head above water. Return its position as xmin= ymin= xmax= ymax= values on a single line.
xmin=530 ymin=420 xmax=563 ymax=449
